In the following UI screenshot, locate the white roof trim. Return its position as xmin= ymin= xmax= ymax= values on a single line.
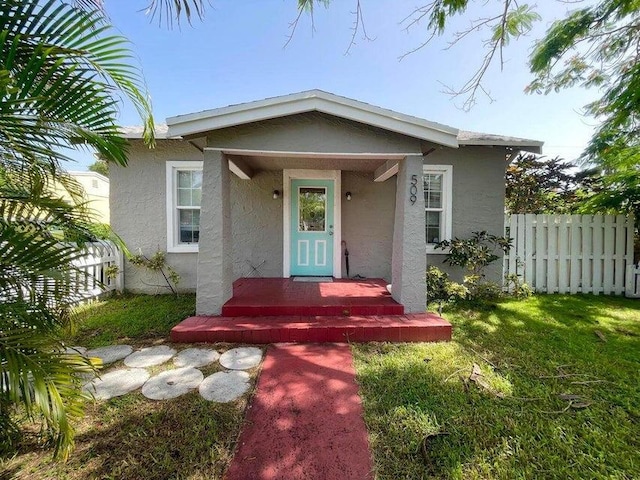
xmin=167 ymin=90 xmax=460 ymax=148
xmin=458 ymin=130 xmax=544 ymax=153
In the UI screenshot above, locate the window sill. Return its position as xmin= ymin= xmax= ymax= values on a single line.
xmin=167 ymin=245 xmax=199 ymax=254
xmin=426 ymin=246 xmax=448 ymax=255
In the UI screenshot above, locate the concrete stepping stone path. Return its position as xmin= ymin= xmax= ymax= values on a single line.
xmin=199 ymin=371 xmax=250 ymax=403
xmin=86 ymin=345 xmax=133 ymax=365
xmin=173 ymin=347 xmax=220 ymax=368
xmin=142 ymin=367 xmax=204 ymax=400
xmin=83 ymin=368 xmax=150 ymax=400
xmin=219 ymin=347 xmax=263 ymax=370
xmin=64 ymin=346 xmax=87 ymax=356
xmin=124 ymin=345 xmax=176 ymax=368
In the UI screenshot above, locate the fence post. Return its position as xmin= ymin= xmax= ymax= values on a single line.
xmin=115 ymin=246 xmax=124 ymax=293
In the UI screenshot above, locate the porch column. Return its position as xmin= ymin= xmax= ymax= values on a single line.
xmin=391 ymin=155 xmax=426 ymax=313
xmin=196 ymin=148 xmax=233 ymax=315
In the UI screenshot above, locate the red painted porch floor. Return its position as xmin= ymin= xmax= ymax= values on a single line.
xmin=221 ymin=278 xmax=404 ymax=317
xmin=172 ymin=277 xmax=452 ymax=344
xmin=224 ymin=344 xmax=373 ymax=480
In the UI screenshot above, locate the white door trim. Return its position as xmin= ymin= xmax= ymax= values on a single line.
xmin=283 ymin=169 xmax=342 ymax=278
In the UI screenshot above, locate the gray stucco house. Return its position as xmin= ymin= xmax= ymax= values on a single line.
xmin=111 ymin=90 xmax=542 ymax=315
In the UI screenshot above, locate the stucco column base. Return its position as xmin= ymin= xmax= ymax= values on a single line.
xmin=391 ymin=155 xmax=427 ymax=313
xmin=196 ymin=149 xmax=233 ymax=315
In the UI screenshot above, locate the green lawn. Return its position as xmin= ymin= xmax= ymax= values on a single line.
xmin=354 ymin=295 xmax=640 ymax=479
xmin=69 ymin=293 xmax=196 ymax=347
xmin=3 ymin=293 xmax=639 ymax=479
xmin=1 ymin=293 xmax=252 ymax=480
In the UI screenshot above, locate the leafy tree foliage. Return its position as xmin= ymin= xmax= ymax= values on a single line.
xmin=506 ymin=153 xmax=580 ymax=214
xmin=1 ymin=0 xmax=152 ymax=458
xmin=88 ymin=158 xmax=109 ymax=177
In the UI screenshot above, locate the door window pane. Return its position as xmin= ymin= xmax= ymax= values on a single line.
xmin=298 ymin=187 xmax=326 ymax=232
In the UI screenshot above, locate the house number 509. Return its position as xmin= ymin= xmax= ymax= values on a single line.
xmin=409 ymin=174 xmax=418 ymax=205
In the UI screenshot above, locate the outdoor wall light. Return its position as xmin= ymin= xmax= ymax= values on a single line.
xmin=345 ymin=191 xmax=352 ymax=201
xmin=273 ymin=190 xmax=280 ymax=199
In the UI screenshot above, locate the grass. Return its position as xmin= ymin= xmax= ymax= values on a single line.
xmin=69 ymin=293 xmax=196 ymax=347
xmin=3 ymin=293 xmax=639 ymax=479
xmin=1 ymin=294 xmax=257 ymax=480
xmin=353 ymin=295 xmax=640 ymax=479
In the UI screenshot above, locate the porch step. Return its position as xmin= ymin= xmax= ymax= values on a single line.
xmin=221 ymin=277 xmax=404 ymax=317
xmin=170 ymin=313 xmax=452 ymax=344
xmin=221 ymin=304 xmax=404 ymax=317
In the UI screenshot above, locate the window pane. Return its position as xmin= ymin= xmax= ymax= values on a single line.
xmin=428 ymin=191 xmax=442 ymax=209
xmin=299 ymin=187 xmax=326 ymax=232
xmin=192 ymin=188 xmax=202 ymax=206
xmin=178 ymin=171 xmax=192 ymax=188
xmin=423 ymin=173 xmax=443 ymax=208
xmin=179 ymin=209 xmax=200 ymax=244
xmin=178 ymin=188 xmax=192 ymax=206
xmin=192 ymin=171 xmax=203 ymax=189
xmin=425 ymin=211 xmax=441 ymax=243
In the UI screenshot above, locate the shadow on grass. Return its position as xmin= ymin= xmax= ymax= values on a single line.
xmin=70 ymin=294 xmax=196 ymax=347
xmin=354 ymin=295 xmax=640 ymax=479
xmin=4 ymin=392 xmax=245 ymax=480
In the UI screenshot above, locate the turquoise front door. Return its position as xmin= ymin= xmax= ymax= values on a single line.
xmin=290 ymin=179 xmax=334 ymax=276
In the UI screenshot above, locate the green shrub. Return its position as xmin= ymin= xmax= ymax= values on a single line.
xmin=426 ymin=266 xmax=468 ymax=314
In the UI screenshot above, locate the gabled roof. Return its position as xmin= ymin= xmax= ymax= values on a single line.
xmin=122 ymin=91 xmax=544 ymax=152
xmin=166 ymin=90 xmax=460 ymax=148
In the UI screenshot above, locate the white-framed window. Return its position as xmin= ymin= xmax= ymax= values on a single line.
xmin=166 ymin=161 xmax=203 ymax=253
xmin=423 ymin=164 xmax=453 ymax=254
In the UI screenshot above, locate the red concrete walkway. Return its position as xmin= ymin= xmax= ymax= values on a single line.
xmin=225 ymin=344 xmax=373 ymax=480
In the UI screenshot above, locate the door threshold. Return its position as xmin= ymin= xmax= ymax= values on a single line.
xmin=292 ymin=277 xmax=334 ymax=283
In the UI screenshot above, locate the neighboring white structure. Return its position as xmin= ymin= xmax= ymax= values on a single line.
xmin=67 ymin=171 xmax=110 ymax=224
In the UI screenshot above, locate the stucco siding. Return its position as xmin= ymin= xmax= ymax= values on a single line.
xmin=341 ymin=171 xmax=395 ymax=280
xmin=111 ymin=141 xmax=284 ymax=293
xmin=111 ymin=140 xmax=202 ymax=293
xmin=112 ymin=138 xmax=508 ymax=293
xmin=206 ymin=112 xmax=422 ymax=154
xmin=426 ymin=145 xmax=509 ymax=283
xmin=231 ymin=171 xmax=283 ymax=278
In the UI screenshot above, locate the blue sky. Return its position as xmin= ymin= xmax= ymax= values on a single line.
xmin=72 ymin=0 xmax=599 ymax=169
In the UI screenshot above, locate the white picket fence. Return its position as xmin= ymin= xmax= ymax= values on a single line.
xmin=504 ymin=214 xmax=635 ymax=295
xmin=70 ymin=241 xmax=124 ymax=301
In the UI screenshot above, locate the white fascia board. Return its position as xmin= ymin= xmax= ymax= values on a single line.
xmin=459 ymin=139 xmax=544 ymax=153
xmin=167 ymin=90 xmax=460 ymax=147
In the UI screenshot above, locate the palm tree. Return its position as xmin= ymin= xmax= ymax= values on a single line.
xmin=0 ymin=0 xmax=153 ymax=459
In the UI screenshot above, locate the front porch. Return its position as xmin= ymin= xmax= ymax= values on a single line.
xmin=221 ymin=277 xmax=404 ymax=316
xmin=171 ymin=278 xmax=452 ymax=344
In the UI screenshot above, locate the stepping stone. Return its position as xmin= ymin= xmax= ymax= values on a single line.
xmin=173 ymin=348 xmax=220 ymax=368
xmin=83 ymin=368 xmax=149 ymax=400
xmin=219 ymin=347 xmax=263 ymax=370
xmin=64 ymin=346 xmax=87 ymax=356
xmin=199 ymin=371 xmax=250 ymax=403
xmin=86 ymin=345 xmax=133 ymax=365
xmin=141 ymin=367 xmax=204 ymax=400
xmin=124 ymin=345 xmax=176 ymax=368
